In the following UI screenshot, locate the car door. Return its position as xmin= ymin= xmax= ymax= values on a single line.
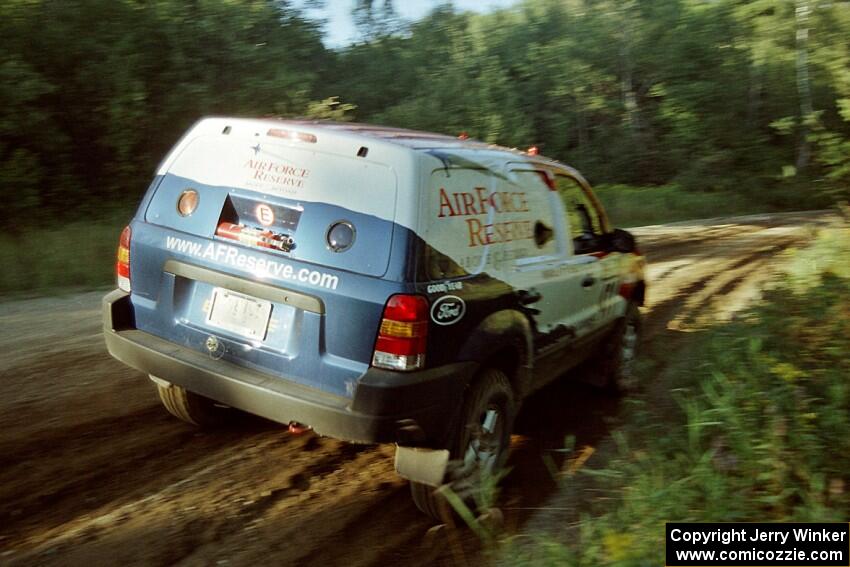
xmin=552 ymin=172 xmax=622 ymax=333
xmin=504 ymin=168 xmax=602 ymax=346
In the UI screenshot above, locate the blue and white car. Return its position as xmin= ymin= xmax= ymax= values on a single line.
xmin=104 ymin=118 xmax=646 ymax=517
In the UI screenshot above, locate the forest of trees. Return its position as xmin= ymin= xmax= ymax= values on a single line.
xmin=2 ymin=0 xmax=849 ymax=225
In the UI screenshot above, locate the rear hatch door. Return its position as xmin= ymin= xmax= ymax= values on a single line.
xmin=130 ymin=126 xmax=400 ymax=399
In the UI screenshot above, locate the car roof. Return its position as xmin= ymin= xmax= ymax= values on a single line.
xmin=255 ymin=118 xmax=558 ymax=162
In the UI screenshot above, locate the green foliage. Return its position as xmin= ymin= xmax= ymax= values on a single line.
xmin=810 ymin=103 xmax=850 ymax=194
xmin=593 ymin=184 xmax=769 ymax=228
xmin=2 ymin=0 xmax=850 ymax=292
xmin=0 ymin=0 xmax=327 ymax=224
xmin=304 ymin=96 xmax=357 ymax=121
xmin=502 ymin=225 xmax=850 ymax=565
xmin=0 ymin=213 xmax=130 ymax=296
xmin=330 ymin=0 xmax=850 ymax=201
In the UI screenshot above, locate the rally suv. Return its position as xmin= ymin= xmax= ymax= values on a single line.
xmin=103 ymin=118 xmax=646 ymax=518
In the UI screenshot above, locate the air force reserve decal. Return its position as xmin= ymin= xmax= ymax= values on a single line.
xmin=430 ymin=295 xmax=466 ymax=326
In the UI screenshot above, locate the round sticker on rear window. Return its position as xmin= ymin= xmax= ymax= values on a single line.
xmin=430 ymin=295 xmax=466 ymax=326
xmin=255 ymin=203 xmax=275 ymax=226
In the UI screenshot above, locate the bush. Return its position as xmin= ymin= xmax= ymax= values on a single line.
xmin=594 ymin=184 xmax=771 ymax=228
xmin=503 ymin=223 xmax=850 ymax=565
xmin=0 ymin=214 xmax=129 ymax=297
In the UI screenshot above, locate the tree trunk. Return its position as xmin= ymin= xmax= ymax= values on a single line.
xmin=747 ymin=57 xmax=762 ymax=129
xmin=795 ymin=0 xmax=813 ymax=172
xmin=576 ymin=106 xmax=588 ymax=151
xmin=620 ymin=3 xmax=640 ymax=136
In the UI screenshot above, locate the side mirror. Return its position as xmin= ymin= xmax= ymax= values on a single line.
xmin=608 ymin=228 xmax=637 ymax=253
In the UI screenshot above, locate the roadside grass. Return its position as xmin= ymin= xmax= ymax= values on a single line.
xmin=502 ymin=222 xmax=850 ymax=565
xmin=0 ymin=186 xmax=822 ymax=296
xmin=0 ymin=214 xmax=130 ymax=298
xmin=595 ymin=184 xmax=772 ymax=228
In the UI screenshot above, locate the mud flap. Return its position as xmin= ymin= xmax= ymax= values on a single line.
xmin=394 ymin=445 xmax=450 ymax=487
xmin=149 ymin=375 xmax=172 ymax=388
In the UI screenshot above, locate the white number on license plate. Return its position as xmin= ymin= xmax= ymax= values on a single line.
xmin=207 ymin=288 xmax=272 ymax=340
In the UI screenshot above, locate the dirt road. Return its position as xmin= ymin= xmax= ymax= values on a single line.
xmin=0 ymin=211 xmax=835 ymax=566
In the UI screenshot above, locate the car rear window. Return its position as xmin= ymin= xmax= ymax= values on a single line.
xmin=146 ymin=134 xmax=398 ymax=278
xmin=424 ymin=167 xmax=541 ymax=280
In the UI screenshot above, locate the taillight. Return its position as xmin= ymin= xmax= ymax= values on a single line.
xmin=372 ymin=294 xmax=429 ymax=372
xmin=116 ymin=225 xmax=131 ymax=292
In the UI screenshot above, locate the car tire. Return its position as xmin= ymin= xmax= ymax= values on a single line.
xmin=599 ymin=302 xmax=642 ymax=395
xmin=410 ymin=367 xmax=515 ymax=520
xmin=155 ymin=379 xmax=229 ymax=427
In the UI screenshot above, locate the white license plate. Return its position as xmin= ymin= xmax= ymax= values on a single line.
xmin=207 ymin=288 xmax=272 ymax=340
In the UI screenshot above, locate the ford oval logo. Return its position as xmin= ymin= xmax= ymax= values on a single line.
xmin=430 ymin=295 xmax=466 ymax=326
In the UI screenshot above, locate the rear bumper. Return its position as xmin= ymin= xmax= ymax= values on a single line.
xmin=103 ymin=290 xmax=475 ymax=444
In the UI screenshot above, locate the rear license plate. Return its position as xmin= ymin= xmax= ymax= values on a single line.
xmin=207 ymin=288 xmax=272 ymax=340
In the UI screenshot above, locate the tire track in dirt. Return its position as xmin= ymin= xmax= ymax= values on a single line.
xmin=0 ymin=211 xmax=836 ymax=567
xmin=164 ymin=440 xmax=382 ymax=565
xmin=652 ymin=236 xmax=803 ymax=334
xmin=4 ymin=424 xmax=285 ymax=551
xmin=9 ymin=434 xmax=377 ymax=565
